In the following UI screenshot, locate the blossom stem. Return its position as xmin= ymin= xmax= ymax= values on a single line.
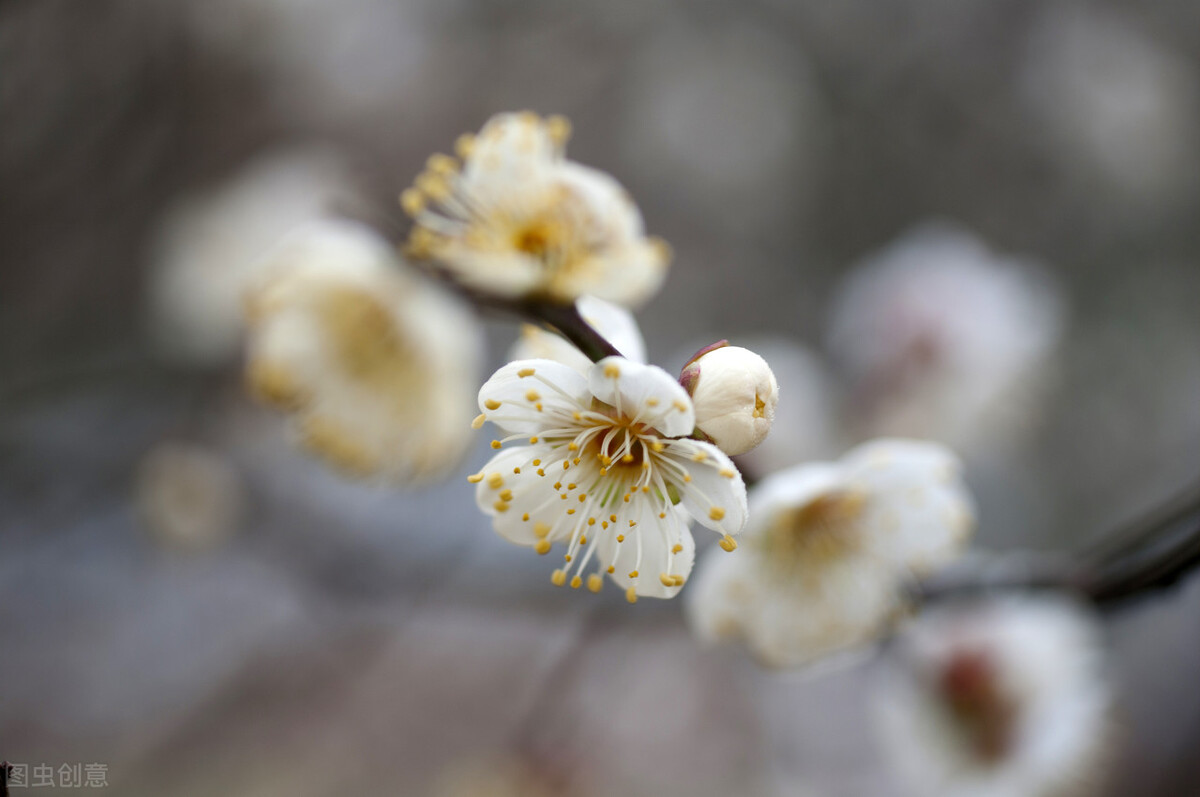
xmin=916 ymin=483 xmax=1200 ymax=608
xmin=523 ymin=300 xmax=625 ymax=363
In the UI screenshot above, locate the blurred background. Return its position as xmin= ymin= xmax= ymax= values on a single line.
xmin=2 ymin=0 xmax=1199 ymax=794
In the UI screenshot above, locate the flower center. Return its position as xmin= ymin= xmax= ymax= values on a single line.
xmin=317 ymin=287 xmax=417 ymax=397
xmin=938 ymin=649 xmax=1018 ymax=764
xmin=762 ymin=489 xmax=866 ymax=568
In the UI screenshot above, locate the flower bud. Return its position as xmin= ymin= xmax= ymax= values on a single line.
xmin=681 ymin=344 xmax=779 ymax=456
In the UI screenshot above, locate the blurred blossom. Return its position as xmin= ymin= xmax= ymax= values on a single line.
xmin=730 ymin=338 xmax=842 ymax=478
xmin=624 ymin=23 xmax=826 ymax=234
xmin=680 ymin=344 xmax=779 ymax=457
xmin=472 ymin=357 xmax=748 ymax=601
xmin=146 ymin=147 xmax=356 ymax=365
xmin=875 ymin=596 xmax=1113 ymax=797
xmin=403 ymin=112 xmax=670 ymax=306
xmin=135 ymin=441 xmax=244 ymax=551
xmin=1021 ymin=6 xmax=1200 ymax=209
xmin=510 ymin=295 xmax=647 ymax=372
xmin=427 ymin=756 xmax=557 ymax=797
xmin=687 ymin=439 xmax=974 ymax=668
xmin=826 ymin=222 xmax=1065 ymax=455
xmin=244 ymin=218 xmax=482 ymax=483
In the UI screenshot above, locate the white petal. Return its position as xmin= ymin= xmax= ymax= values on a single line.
xmin=588 ymin=357 xmax=695 ymax=438
xmin=661 ymin=439 xmax=748 ymax=536
xmin=477 ymin=359 xmax=590 ymax=436
xmin=841 ymin=438 xmax=975 ymax=568
xmin=473 ymin=444 xmax=572 ymax=546
xmin=509 ymin=324 xmax=592 ymax=373
xmin=740 ymin=463 xmax=845 ymax=540
xmin=595 ymin=502 xmax=695 ymax=599
xmin=684 ymin=545 xmax=756 ymax=644
xmin=463 ymin=112 xmax=562 ymax=186
xmin=425 ymin=243 xmax=545 ymax=299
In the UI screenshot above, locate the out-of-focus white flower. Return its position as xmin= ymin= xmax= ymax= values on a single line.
xmin=510 ymin=295 xmax=647 ymax=372
xmin=135 ymin=441 xmax=244 ymax=551
xmin=402 ymin=112 xmax=670 ymax=306
xmin=1021 ymin=6 xmax=1200 ymax=208
xmin=826 ymin=222 xmax=1065 ymax=454
xmin=244 ymin=219 xmax=481 ymax=483
xmin=471 ymin=356 xmax=748 ymax=601
xmin=875 ymin=596 xmax=1112 ymax=797
xmin=681 ymin=343 xmax=779 ymax=456
xmin=146 ymin=148 xmax=355 ymax=365
xmin=686 ymin=439 xmax=974 ymax=668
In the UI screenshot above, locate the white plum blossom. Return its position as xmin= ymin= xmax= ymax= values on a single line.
xmin=146 ymin=147 xmax=356 ymax=364
xmin=826 ymin=222 xmax=1065 ymax=455
xmin=510 ymin=295 xmax=647 ymax=372
xmin=471 ymin=356 xmax=748 ymax=601
xmin=402 ymin=112 xmax=670 ymax=306
xmin=686 ymin=439 xmax=975 ymax=668
xmin=681 ymin=343 xmax=779 ymax=456
xmin=875 ymin=596 xmax=1112 ymax=797
xmin=244 ymin=219 xmax=482 ymax=483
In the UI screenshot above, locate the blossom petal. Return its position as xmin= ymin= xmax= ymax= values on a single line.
xmin=474 ymin=444 xmax=573 ymax=546
xmin=588 ymin=357 xmax=695 ymax=438
xmin=477 ymin=359 xmax=590 ymax=436
xmin=463 ymin=112 xmax=562 ymax=186
xmin=841 ymin=438 xmax=975 ymax=569
xmin=595 ymin=503 xmax=695 ymax=599
xmin=661 ymin=439 xmax=748 ymax=536
xmin=509 ymin=296 xmax=647 ymax=374
xmin=685 ymin=545 xmax=756 ymax=644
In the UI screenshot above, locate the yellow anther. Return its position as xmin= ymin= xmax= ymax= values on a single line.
xmin=573 ymin=411 xmax=582 ymax=421
xmin=568 ymin=483 xmax=577 ymax=490
xmin=485 ymin=399 xmax=502 ymax=410
xmin=561 ymin=494 xmax=568 ymax=500
xmin=684 ymin=475 xmax=692 ymax=483
xmin=525 ymin=389 xmax=541 ymax=402
xmin=536 ymin=403 xmax=544 ymax=412
xmin=579 ymin=535 xmax=587 ymax=545
xmin=625 ymin=587 xmax=638 ymax=604
xmin=587 ymin=574 xmax=603 ymax=593
xmin=709 ymin=507 xmax=726 ymax=521
xmin=546 ymin=114 xmax=572 ymax=144
xmin=537 ymin=469 xmax=546 ymax=477
xmin=535 ymin=539 xmax=552 ymax=555
xmin=532 ymin=459 xmax=541 ymax=466
xmin=518 ymin=368 xmax=536 ymax=378
xmin=578 ymin=494 xmax=586 ymax=503
xmin=604 ymin=363 xmax=621 ymax=378
xmin=469 ymin=412 xmax=485 ymax=429
xmin=599 ymin=455 xmax=612 ymax=466
xmin=454 ymin=133 xmax=476 ymax=159
xmin=513 ymin=467 xmax=521 ymax=474
xmin=494 ymin=501 xmax=509 ymax=513
xmin=692 ymin=451 xmax=707 ymax=463
xmin=673 ymin=400 xmax=688 ymax=412
xmin=651 ymin=442 xmax=665 ymax=452
xmin=563 ymin=461 xmax=570 ymax=470
xmin=660 ymin=512 xmax=667 ymax=519
xmin=719 ymin=469 xmax=735 ymax=479
xmin=607 ymin=565 xmax=615 ymax=574
xmin=621 ymin=454 xmax=634 ymax=464
xmin=487 ymin=473 xmax=504 ymax=489
xmin=609 ymin=514 xmax=618 ymax=523
xmin=568 ymin=442 xmax=578 ymax=451
xmin=587 ymin=518 xmax=596 ymax=526
xmin=554 ymin=482 xmax=562 ymax=490
xmin=646 ymin=398 xmax=660 ymax=407
xmin=616 ymin=535 xmax=625 ymax=543
xmin=628 ymin=520 xmax=637 ymax=527
xmin=672 ymin=575 xmax=685 ymax=586
xmin=491 ymin=441 xmax=502 ymax=449
xmin=400 ymin=188 xmax=425 ymax=216
xmin=570 ymin=575 xmax=582 ymax=589
xmin=719 ymin=534 xmax=738 ymax=552
xmin=565 ymin=554 xmax=573 ymax=562
xmin=566 ymin=509 xmax=575 ymax=515
xmin=467 ymin=473 xmax=484 ymax=484
xmin=534 ymin=522 xmax=551 ymax=538
xmin=529 ymin=436 xmax=539 ymax=444
xmin=659 ymin=574 xmax=675 ymax=587
xmin=522 ymin=513 xmax=530 ymax=521
xmin=628 ymin=570 xmax=639 ymax=579
xmin=599 ymin=468 xmax=608 ymax=476
xmin=573 ymin=458 xmax=581 ymax=466
xmin=671 ymin=543 xmax=683 ymax=554
xmin=551 ymin=569 xmax=567 ymax=586
xmin=623 ymin=495 xmax=631 ymax=503
xmin=498 ymin=489 xmax=513 ymax=502
xmin=426 ymin=153 xmax=458 ymax=174
xmin=641 ymin=486 xmax=650 ymax=493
